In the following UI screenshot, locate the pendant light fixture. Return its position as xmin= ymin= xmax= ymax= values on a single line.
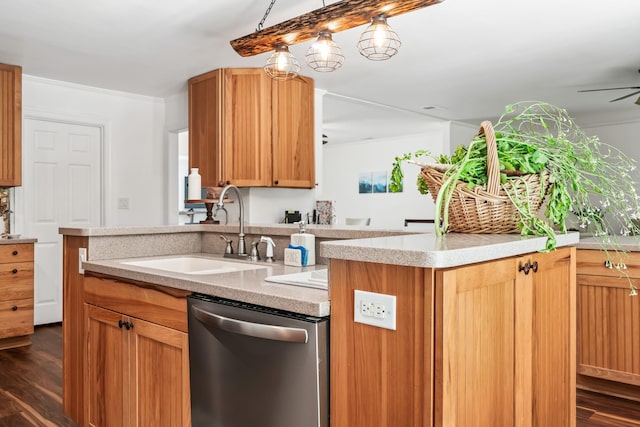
xmin=305 ymin=31 xmax=345 ymax=72
xmin=357 ymin=15 xmax=401 ymax=61
xmin=264 ymin=44 xmax=301 ymax=80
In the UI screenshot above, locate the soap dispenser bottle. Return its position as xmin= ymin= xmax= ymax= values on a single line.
xmin=291 ymin=221 xmax=315 ymax=266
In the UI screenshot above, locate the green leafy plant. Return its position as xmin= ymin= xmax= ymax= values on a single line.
xmin=391 ymin=101 xmax=640 ymax=295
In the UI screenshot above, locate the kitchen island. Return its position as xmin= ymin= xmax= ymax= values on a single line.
xmin=60 ymin=225 xmax=579 ymax=426
xmin=321 ymin=232 xmax=579 ymax=427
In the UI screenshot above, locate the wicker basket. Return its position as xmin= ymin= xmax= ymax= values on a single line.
xmin=420 ymin=121 xmax=548 ymax=233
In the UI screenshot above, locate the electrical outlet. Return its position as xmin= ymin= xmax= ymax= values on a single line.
xmin=354 ymin=290 xmax=396 ymax=330
xmin=117 ymin=197 xmax=129 ymax=210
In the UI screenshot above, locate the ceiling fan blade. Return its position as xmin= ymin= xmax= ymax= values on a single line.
xmin=610 ymin=90 xmax=640 ymax=102
xmin=579 ymin=86 xmax=640 ymax=93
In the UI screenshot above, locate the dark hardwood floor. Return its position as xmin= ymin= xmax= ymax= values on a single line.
xmin=0 ymin=324 xmax=639 ymax=426
xmin=0 ymin=324 xmax=77 ymax=426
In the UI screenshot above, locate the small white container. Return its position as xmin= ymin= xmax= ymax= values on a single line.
xmin=187 ymin=168 xmax=202 ymax=200
xmin=290 ymin=222 xmax=315 ymax=266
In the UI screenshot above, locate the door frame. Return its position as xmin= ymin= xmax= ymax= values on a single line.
xmin=13 ymin=110 xmax=109 ymax=233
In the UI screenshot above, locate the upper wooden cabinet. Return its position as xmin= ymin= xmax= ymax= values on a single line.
xmin=188 ymin=68 xmax=315 ymax=188
xmin=0 ymin=63 xmax=22 ymax=187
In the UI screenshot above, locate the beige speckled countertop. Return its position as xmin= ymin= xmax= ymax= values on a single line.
xmin=320 ymin=232 xmax=580 ymax=268
xmin=575 ymin=235 xmax=640 ymax=252
xmin=82 ymin=254 xmax=331 ymax=317
xmin=0 ymin=237 xmax=37 ymax=244
xmin=63 ymin=224 xmax=581 ymax=316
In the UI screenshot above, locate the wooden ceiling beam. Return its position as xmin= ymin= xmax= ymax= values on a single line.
xmin=230 ymin=0 xmax=443 ymax=57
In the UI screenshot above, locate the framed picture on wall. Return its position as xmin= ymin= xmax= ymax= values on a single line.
xmin=358 ymin=172 xmax=372 ymax=194
xmin=372 ymin=171 xmax=388 ymax=193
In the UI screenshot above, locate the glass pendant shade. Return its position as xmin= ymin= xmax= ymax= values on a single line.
xmin=357 ymin=15 xmax=401 ymax=61
xmin=305 ymin=31 xmax=345 ymax=72
xmin=264 ymin=45 xmax=301 ymax=80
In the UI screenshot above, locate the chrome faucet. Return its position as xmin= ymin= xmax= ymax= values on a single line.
xmin=217 ymin=185 xmax=247 ymax=257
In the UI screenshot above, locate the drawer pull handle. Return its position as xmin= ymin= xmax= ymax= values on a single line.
xmin=604 ymin=260 xmax=628 ymax=270
xmin=12 ymin=250 xmax=18 ymax=256
xmin=11 ymin=306 xmax=17 ymax=311
xmin=11 ymin=268 xmax=17 ymax=274
xmin=118 ymin=320 xmax=133 ymax=330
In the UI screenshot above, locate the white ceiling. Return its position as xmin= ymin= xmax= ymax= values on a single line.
xmin=1 ymin=0 xmax=639 ymax=144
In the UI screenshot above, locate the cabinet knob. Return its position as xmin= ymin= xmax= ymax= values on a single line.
xmin=531 ymin=261 xmax=538 ymax=273
xmin=519 ymin=262 xmax=531 ymax=275
xmin=11 ymin=268 xmax=17 ymax=274
xmin=12 ymin=250 xmax=18 ymax=256
xmin=274 ymin=180 xmax=279 ymax=185
xmin=119 ymin=319 xmax=125 ymax=329
xmin=11 ymin=305 xmax=18 ymax=311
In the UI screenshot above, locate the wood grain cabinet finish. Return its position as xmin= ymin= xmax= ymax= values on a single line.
xmin=330 ymin=247 xmax=576 ymax=427
xmin=0 ymin=243 xmax=34 ymax=349
xmin=576 ymin=249 xmax=640 ymax=400
xmin=83 ymin=274 xmax=191 ymax=427
xmin=188 ymin=68 xmax=315 ymax=188
xmin=0 ymin=63 xmax=22 ymax=187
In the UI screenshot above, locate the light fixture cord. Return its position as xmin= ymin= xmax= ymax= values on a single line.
xmin=256 ymin=0 xmax=278 ymax=31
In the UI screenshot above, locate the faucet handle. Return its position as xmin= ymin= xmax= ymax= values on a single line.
xmin=220 ymin=235 xmax=234 ymax=254
xmin=250 ymin=241 xmax=260 ymax=262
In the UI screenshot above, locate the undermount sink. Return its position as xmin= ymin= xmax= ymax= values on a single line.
xmin=121 ymin=256 xmax=267 ymax=275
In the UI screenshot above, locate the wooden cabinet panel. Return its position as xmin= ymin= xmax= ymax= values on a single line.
xmin=0 ymin=242 xmax=34 ymax=348
xmin=272 ymin=75 xmax=315 ymax=188
xmin=0 ymin=298 xmax=33 ymax=337
xmin=0 ymin=63 xmax=22 ymax=187
xmin=220 ymin=68 xmax=271 ymax=187
xmin=85 ymin=304 xmax=128 ymax=427
xmin=330 ymin=260 xmax=433 ymax=427
xmin=0 ymin=242 xmax=33 ymax=262
xmin=188 ymin=68 xmax=314 ymax=188
xmin=527 ymin=248 xmax=576 ymax=426
xmin=0 ymin=261 xmax=33 ymax=300
xmin=84 ymin=273 xmax=189 ymax=332
xmin=577 ymin=249 xmax=640 ymax=278
xmin=188 ymin=69 xmax=222 ymax=188
xmin=436 ymin=258 xmax=516 ymax=426
xmin=577 ymin=249 xmax=640 ymax=398
xmin=330 ymin=247 xmax=575 ymax=427
xmin=130 ymin=315 xmax=190 ymax=427
xmin=84 ymin=274 xmax=191 ymax=427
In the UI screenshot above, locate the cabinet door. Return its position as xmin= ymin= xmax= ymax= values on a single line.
xmin=0 ymin=63 xmax=22 ymax=187
xmin=189 ymin=69 xmax=223 ymax=187
xmin=220 ymin=68 xmax=271 ymax=187
xmin=271 ymin=75 xmax=315 ymax=188
xmin=85 ymin=304 xmax=128 ymax=427
xmin=577 ymin=250 xmax=640 ymax=389
xmin=436 ymin=257 xmax=517 ymax=426
xmin=129 ymin=316 xmax=191 ymax=427
xmin=521 ymin=248 xmax=576 ymax=427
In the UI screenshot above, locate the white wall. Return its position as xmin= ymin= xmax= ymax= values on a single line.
xmin=320 ymin=126 xmax=448 ymax=229
xmin=21 ymin=76 xmax=166 ymax=226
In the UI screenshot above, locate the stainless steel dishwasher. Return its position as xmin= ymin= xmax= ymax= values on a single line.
xmin=188 ymin=293 xmax=329 ymax=427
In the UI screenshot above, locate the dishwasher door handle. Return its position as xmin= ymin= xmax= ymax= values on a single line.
xmin=191 ymin=305 xmax=309 ymax=343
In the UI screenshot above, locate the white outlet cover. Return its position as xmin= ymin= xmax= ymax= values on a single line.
xmin=354 ymin=289 xmax=396 ymax=330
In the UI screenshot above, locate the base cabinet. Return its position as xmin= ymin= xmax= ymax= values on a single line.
xmin=0 ymin=243 xmax=34 ymax=350
xmin=576 ymin=249 xmax=640 ymax=400
xmin=84 ymin=274 xmax=191 ymax=427
xmin=330 ymin=247 xmax=576 ymax=426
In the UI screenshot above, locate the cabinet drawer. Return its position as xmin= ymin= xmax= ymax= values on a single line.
xmin=577 ymin=249 xmax=640 ymax=278
xmin=0 ymin=244 xmax=34 ymax=263
xmin=84 ymin=274 xmax=189 ymax=332
xmin=0 ymin=299 xmax=34 ymax=338
xmin=0 ymin=262 xmax=33 ymax=301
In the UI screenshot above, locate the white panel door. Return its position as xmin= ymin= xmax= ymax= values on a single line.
xmin=23 ymin=119 xmax=102 ymax=325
